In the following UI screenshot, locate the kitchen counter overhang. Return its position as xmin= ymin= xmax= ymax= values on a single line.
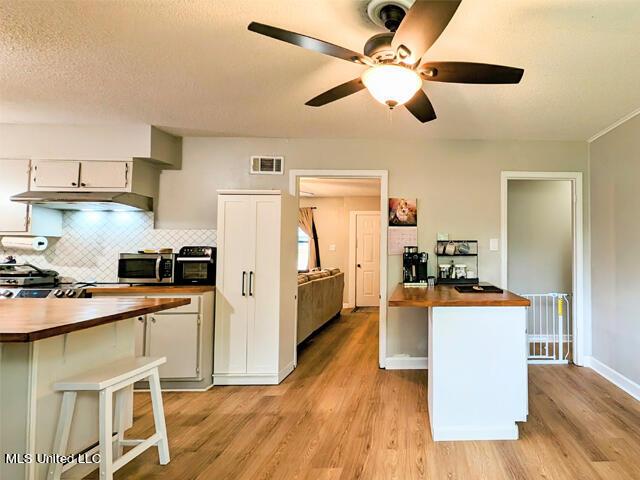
xmin=0 ymin=297 xmax=190 ymax=342
xmin=389 ymin=284 xmax=530 ymax=307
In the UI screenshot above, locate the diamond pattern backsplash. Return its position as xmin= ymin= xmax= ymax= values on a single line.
xmin=0 ymin=211 xmax=216 ymax=283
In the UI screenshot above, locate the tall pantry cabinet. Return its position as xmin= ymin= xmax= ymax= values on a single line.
xmin=214 ymin=190 xmax=298 ymax=385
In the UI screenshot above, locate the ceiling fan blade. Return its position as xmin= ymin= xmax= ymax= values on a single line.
xmin=248 ymin=22 xmax=370 ymax=65
xmin=404 ymin=89 xmax=437 ymax=123
xmin=306 ymin=78 xmax=366 ymax=107
xmin=419 ymin=62 xmax=524 ymax=84
xmin=392 ymin=1 xmax=461 ymax=65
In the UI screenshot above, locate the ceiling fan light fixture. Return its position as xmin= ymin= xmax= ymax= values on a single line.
xmin=361 ymin=64 xmax=422 ymax=108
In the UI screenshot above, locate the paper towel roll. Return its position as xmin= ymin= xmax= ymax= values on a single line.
xmin=1 ymin=236 xmax=48 ymax=251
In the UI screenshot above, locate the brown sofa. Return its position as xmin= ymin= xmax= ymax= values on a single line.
xmin=297 ymin=268 xmax=344 ymax=344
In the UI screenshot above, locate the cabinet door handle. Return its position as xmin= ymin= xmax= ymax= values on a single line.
xmin=249 ymin=271 xmax=254 ymax=296
xmin=80 ymin=182 xmax=87 ymax=187
xmin=242 ymin=271 xmax=246 ymax=296
xmin=71 ymin=182 xmax=77 ymax=186
xmin=151 ymin=317 xmax=156 ymax=324
xmin=137 ymin=316 xmax=144 ymax=322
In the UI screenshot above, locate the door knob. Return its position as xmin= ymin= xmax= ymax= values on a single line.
xmin=357 ymin=264 xmax=362 ymax=268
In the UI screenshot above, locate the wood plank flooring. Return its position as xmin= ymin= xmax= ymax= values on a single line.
xmin=101 ymin=309 xmax=640 ymax=480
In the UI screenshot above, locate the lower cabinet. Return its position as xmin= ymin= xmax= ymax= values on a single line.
xmin=147 ymin=313 xmax=200 ymax=379
xmin=91 ymin=290 xmax=215 ymax=390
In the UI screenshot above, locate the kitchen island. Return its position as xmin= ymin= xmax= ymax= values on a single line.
xmin=389 ymin=284 xmax=530 ymax=441
xmin=0 ymin=297 xmax=189 ymax=480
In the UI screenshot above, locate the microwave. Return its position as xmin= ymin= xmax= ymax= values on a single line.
xmin=174 ymin=246 xmax=216 ymax=285
xmin=118 ymin=253 xmax=175 ymax=284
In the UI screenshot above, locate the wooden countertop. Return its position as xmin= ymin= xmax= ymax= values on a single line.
xmin=86 ymin=285 xmax=215 ymax=295
xmin=388 ymin=284 xmax=530 ymax=307
xmin=0 ymin=297 xmax=190 ymax=342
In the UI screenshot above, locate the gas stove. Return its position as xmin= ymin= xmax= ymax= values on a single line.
xmin=0 ymin=286 xmax=89 ymax=299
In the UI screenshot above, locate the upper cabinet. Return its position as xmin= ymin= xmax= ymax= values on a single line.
xmin=31 ymin=160 xmax=131 ymax=192
xmin=0 ymin=159 xmax=62 ymax=236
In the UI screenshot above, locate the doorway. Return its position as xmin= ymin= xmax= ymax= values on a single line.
xmin=290 ymin=169 xmax=389 ymax=368
xmin=500 ymin=171 xmax=585 ymax=366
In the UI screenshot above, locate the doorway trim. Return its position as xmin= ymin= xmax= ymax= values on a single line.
xmin=348 ymin=211 xmax=381 ymax=309
xmin=500 ymin=171 xmax=586 ymax=366
xmin=290 ymin=169 xmax=389 ymax=368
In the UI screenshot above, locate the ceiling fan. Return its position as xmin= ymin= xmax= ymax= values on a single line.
xmin=248 ymin=0 xmax=524 ymax=123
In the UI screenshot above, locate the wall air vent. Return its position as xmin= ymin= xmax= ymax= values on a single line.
xmin=250 ymin=156 xmax=284 ymax=175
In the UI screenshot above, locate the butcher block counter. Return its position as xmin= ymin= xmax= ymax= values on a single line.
xmin=388 ymin=283 xmax=530 ymax=442
xmin=389 ymin=284 xmax=530 ymax=307
xmin=0 ymin=297 xmax=189 ymax=342
xmin=0 ymin=297 xmax=188 ymax=480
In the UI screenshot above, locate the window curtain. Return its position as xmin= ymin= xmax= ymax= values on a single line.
xmin=298 ymin=207 xmax=320 ymax=270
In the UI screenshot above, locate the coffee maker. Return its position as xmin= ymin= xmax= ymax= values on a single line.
xmin=403 ymin=246 xmax=429 ymax=284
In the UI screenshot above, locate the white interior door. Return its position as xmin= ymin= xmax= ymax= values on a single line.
xmin=215 ymin=195 xmax=253 ymax=374
xmin=247 ymin=195 xmax=280 ymax=374
xmin=0 ymin=159 xmax=30 ymax=232
xmin=356 ymin=213 xmax=380 ymax=307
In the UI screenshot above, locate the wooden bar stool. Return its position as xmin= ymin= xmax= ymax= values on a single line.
xmin=48 ymin=356 xmax=170 ymax=480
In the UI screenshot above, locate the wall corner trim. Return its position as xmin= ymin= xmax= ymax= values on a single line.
xmin=585 ymin=356 xmax=640 ymax=401
xmin=587 ymin=107 xmax=640 ymax=143
xmin=385 ymin=356 xmax=428 ymax=370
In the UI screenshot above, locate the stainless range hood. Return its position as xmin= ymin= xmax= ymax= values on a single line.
xmin=10 ymin=191 xmax=153 ymax=212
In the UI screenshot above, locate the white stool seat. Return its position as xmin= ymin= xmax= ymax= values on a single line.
xmin=54 ymin=356 xmax=166 ymax=391
xmin=48 ymin=356 xmax=170 ymax=480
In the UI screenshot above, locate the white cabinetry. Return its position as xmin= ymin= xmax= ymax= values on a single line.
xmin=0 ymin=159 xmax=62 ymax=236
xmin=31 ymin=159 xmax=130 ymax=191
xmin=90 ymin=290 xmax=214 ymax=390
xmin=214 ymin=190 xmax=297 ymax=385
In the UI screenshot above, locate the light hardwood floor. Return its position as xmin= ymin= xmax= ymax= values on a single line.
xmin=102 ymin=309 xmax=640 ymax=480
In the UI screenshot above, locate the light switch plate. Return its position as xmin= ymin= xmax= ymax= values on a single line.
xmin=489 ymin=238 xmax=499 ymax=251
xmin=437 ymin=232 xmax=449 ymax=241
xmin=328 ymin=244 xmax=336 ymax=252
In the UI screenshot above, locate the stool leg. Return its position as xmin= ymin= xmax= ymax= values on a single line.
xmin=99 ymin=387 xmax=114 ymax=480
xmin=149 ymin=368 xmax=170 ymax=464
xmin=113 ymin=387 xmax=129 ymax=459
xmin=47 ymin=391 xmax=77 ymax=480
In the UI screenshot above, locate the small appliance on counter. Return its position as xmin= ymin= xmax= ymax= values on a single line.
xmin=436 ymin=240 xmax=479 ymax=285
xmin=402 ymin=246 xmax=429 ymax=286
xmin=118 ymin=252 xmax=175 ymax=284
xmin=175 ymin=246 xmax=216 ymax=285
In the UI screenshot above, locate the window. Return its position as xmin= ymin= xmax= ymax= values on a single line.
xmin=297 ymin=227 xmax=310 ymax=271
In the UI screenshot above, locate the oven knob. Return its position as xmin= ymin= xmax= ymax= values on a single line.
xmin=1 ymin=289 xmax=13 ymax=298
xmin=53 ymin=289 xmax=65 ymax=298
xmin=65 ymin=290 xmax=77 ymax=298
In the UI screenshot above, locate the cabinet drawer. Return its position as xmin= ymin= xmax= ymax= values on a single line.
xmin=153 ymin=295 xmax=200 ymax=314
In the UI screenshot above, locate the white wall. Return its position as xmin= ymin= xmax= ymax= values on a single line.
xmin=157 ymin=137 xmax=588 ymax=358
xmin=299 ymin=196 xmax=380 ymax=302
xmin=507 ymin=180 xmax=573 ymax=294
xmin=590 ymin=113 xmax=640 ymax=385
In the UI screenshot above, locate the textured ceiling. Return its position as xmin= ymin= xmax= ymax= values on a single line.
xmin=1 ymin=0 xmax=640 ymax=140
xmin=300 ymin=177 xmax=381 ymax=197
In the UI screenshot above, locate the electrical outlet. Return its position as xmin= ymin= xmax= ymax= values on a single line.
xmin=489 ymin=238 xmax=499 ymax=251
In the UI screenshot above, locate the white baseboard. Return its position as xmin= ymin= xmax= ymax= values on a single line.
xmin=432 ymin=424 xmax=519 ymax=442
xmin=278 ymin=361 xmax=295 ymax=382
xmin=213 ymin=362 xmax=296 ymax=386
xmin=385 ymin=356 xmax=428 ymax=370
xmin=585 ymin=356 xmax=640 ymax=401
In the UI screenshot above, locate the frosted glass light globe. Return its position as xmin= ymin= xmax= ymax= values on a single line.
xmin=361 ymin=65 xmax=422 ymax=108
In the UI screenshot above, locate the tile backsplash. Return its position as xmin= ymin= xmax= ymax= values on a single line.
xmin=0 ymin=211 xmax=216 ymax=282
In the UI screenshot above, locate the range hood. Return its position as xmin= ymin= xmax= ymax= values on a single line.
xmin=10 ymin=191 xmax=153 ymax=212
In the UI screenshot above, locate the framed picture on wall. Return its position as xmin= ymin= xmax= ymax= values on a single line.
xmin=389 ymin=198 xmax=417 ymax=227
